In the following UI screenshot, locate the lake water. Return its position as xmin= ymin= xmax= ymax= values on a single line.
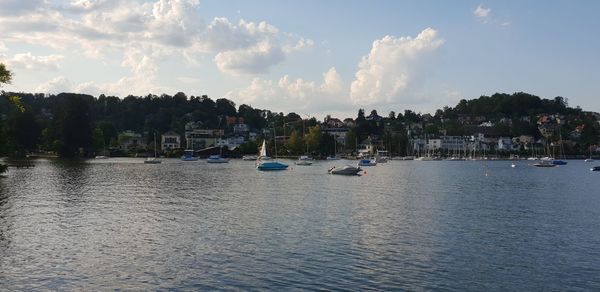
xmin=1 ymin=158 xmax=599 ymax=290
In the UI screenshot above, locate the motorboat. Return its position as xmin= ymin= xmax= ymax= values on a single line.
xmin=242 ymin=155 xmax=257 ymax=161
xmin=540 ymin=157 xmax=568 ymax=165
xmin=533 ymin=160 xmax=557 ymax=167
xmin=326 ymin=155 xmax=340 ymax=160
xmin=358 ymin=158 xmax=377 ymax=166
xmin=144 ymin=157 xmax=162 ymax=164
xmin=206 ymin=154 xmax=229 ymax=163
xmin=295 ymin=155 xmax=313 ymax=166
xmin=591 ymin=166 xmax=600 ymax=171
xmin=328 ymin=165 xmax=362 ymax=175
xmin=584 ymin=158 xmax=594 ymax=162
xmin=181 ymin=149 xmax=199 ymax=161
xmin=94 ymin=155 xmax=109 ymax=159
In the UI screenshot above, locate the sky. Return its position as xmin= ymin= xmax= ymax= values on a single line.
xmin=1 ymin=0 xmax=599 ymax=119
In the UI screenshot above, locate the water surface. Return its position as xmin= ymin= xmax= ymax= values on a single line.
xmin=1 ymin=159 xmax=599 ymax=290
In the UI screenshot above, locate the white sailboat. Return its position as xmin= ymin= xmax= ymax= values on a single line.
xmin=256 ymin=137 xmax=288 ymax=171
xmin=144 ymin=133 xmax=162 ymax=164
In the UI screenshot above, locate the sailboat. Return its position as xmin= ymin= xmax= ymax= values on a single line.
xmin=95 ymin=139 xmax=109 ymax=159
xmin=326 ymin=140 xmax=340 ymax=160
xmin=206 ymin=146 xmax=230 ymax=163
xmin=144 ymin=133 xmax=162 ymax=164
xmin=585 ymin=147 xmax=594 ymax=162
xmin=256 ymin=138 xmax=288 ymax=171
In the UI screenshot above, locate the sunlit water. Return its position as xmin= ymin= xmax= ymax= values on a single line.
xmin=1 ymin=158 xmax=599 ymax=290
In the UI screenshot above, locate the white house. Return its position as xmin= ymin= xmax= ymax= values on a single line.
xmin=161 ymin=131 xmax=181 ymax=150
xmin=497 ymin=137 xmax=513 ymax=151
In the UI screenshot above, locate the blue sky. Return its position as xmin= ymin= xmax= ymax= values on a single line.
xmin=1 ymin=0 xmax=599 ymax=118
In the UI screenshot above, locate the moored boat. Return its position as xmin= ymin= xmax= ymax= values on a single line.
xmin=328 ymin=165 xmax=362 ymax=175
xmin=295 ymin=155 xmax=313 ymax=166
xmin=181 ymin=149 xmax=199 ymax=161
xmin=256 ymin=140 xmax=288 ymax=171
xmin=533 ymin=160 xmax=557 ymax=167
xmin=242 ymin=155 xmax=257 ymax=161
xmin=358 ymin=158 xmax=377 ymax=166
xmin=206 ymin=154 xmax=229 ymax=163
xmin=144 ymin=133 xmax=162 ymax=164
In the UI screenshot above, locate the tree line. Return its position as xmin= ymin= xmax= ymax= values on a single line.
xmin=1 ymin=63 xmax=599 ymax=160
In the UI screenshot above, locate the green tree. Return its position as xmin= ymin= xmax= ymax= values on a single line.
xmin=345 ymin=129 xmax=357 ymax=152
xmin=285 ymin=130 xmax=304 ymax=155
xmin=305 ymin=125 xmax=321 ymax=153
xmin=92 ymin=127 xmax=105 ymax=151
xmin=0 ymin=63 xmax=11 ymax=86
xmin=58 ymin=95 xmax=93 ymax=157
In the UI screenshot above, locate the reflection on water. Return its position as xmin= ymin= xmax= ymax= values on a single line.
xmin=1 ymin=158 xmax=600 ymax=290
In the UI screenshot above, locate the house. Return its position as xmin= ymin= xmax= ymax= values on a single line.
xmin=161 ymin=131 xmax=181 ymax=150
xmin=427 ymin=139 xmax=442 ymax=152
xmin=216 ymin=136 xmax=245 ymax=149
xmin=440 ymin=136 xmax=467 ymax=151
xmin=248 ymin=132 xmax=258 ymax=141
xmin=343 ymin=118 xmax=356 ymax=128
xmin=322 ymin=127 xmax=348 ymax=145
xmin=366 ymin=112 xmax=384 ymax=122
xmin=233 ymin=123 xmax=249 ymax=134
xmin=118 ymin=130 xmax=145 ymax=150
xmin=497 ymin=137 xmax=513 ymax=151
xmin=184 ymin=128 xmax=224 ymax=150
xmin=325 ymin=117 xmax=345 ymax=128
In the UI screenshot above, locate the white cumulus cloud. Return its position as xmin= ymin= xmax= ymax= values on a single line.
xmin=0 ymin=0 xmax=314 ymax=85
xmin=7 ymin=53 xmax=64 ymax=71
xmin=350 ymin=28 xmax=444 ymax=106
xmin=225 ymin=67 xmax=350 ymax=114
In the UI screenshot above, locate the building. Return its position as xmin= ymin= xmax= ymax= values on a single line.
xmin=161 ymin=131 xmax=181 ymax=150
xmin=440 ymin=136 xmax=467 ymax=152
xmin=216 ymin=136 xmax=245 ymax=149
xmin=325 ymin=117 xmax=345 ymax=128
xmin=427 ymin=139 xmax=442 ymax=152
xmin=233 ymin=123 xmax=249 ymax=134
xmin=497 ymin=137 xmax=514 ymax=151
xmin=184 ymin=128 xmax=224 ymax=150
xmin=322 ymin=127 xmax=348 ymax=145
xmin=118 ymin=130 xmax=145 ymax=150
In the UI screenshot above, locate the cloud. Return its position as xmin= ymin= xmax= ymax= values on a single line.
xmin=350 ymin=28 xmax=444 ymax=106
xmin=474 ymin=5 xmax=491 ymax=20
xmin=0 ymin=0 xmax=313 ymax=79
xmin=473 ymin=5 xmax=511 ymax=27
xmin=225 ymin=67 xmax=350 ymax=114
xmin=35 ymin=76 xmax=73 ymax=93
xmin=214 ymin=40 xmax=285 ymax=74
xmin=0 ymin=0 xmax=46 ymax=16
xmin=7 ymin=53 xmax=64 ymax=71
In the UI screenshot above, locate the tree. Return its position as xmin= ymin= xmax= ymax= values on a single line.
xmin=345 ymin=130 xmax=357 ymax=152
xmin=216 ymin=98 xmax=236 ymax=117
xmin=58 ymin=95 xmax=93 ymax=157
xmin=305 ymin=125 xmax=321 ymax=153
xmin=0 ymin=63 xmax=11 ymax=86
xmin=285 ymin=130 xmax=304 ymax=155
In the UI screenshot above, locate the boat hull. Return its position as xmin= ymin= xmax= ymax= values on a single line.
xmin=358 ymin=159 xmax=377 ymax=166
xmin=329 ymin=166 xmax=361 ymax=175
xmin=257 ymin=161 xmax=288 ymax=171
